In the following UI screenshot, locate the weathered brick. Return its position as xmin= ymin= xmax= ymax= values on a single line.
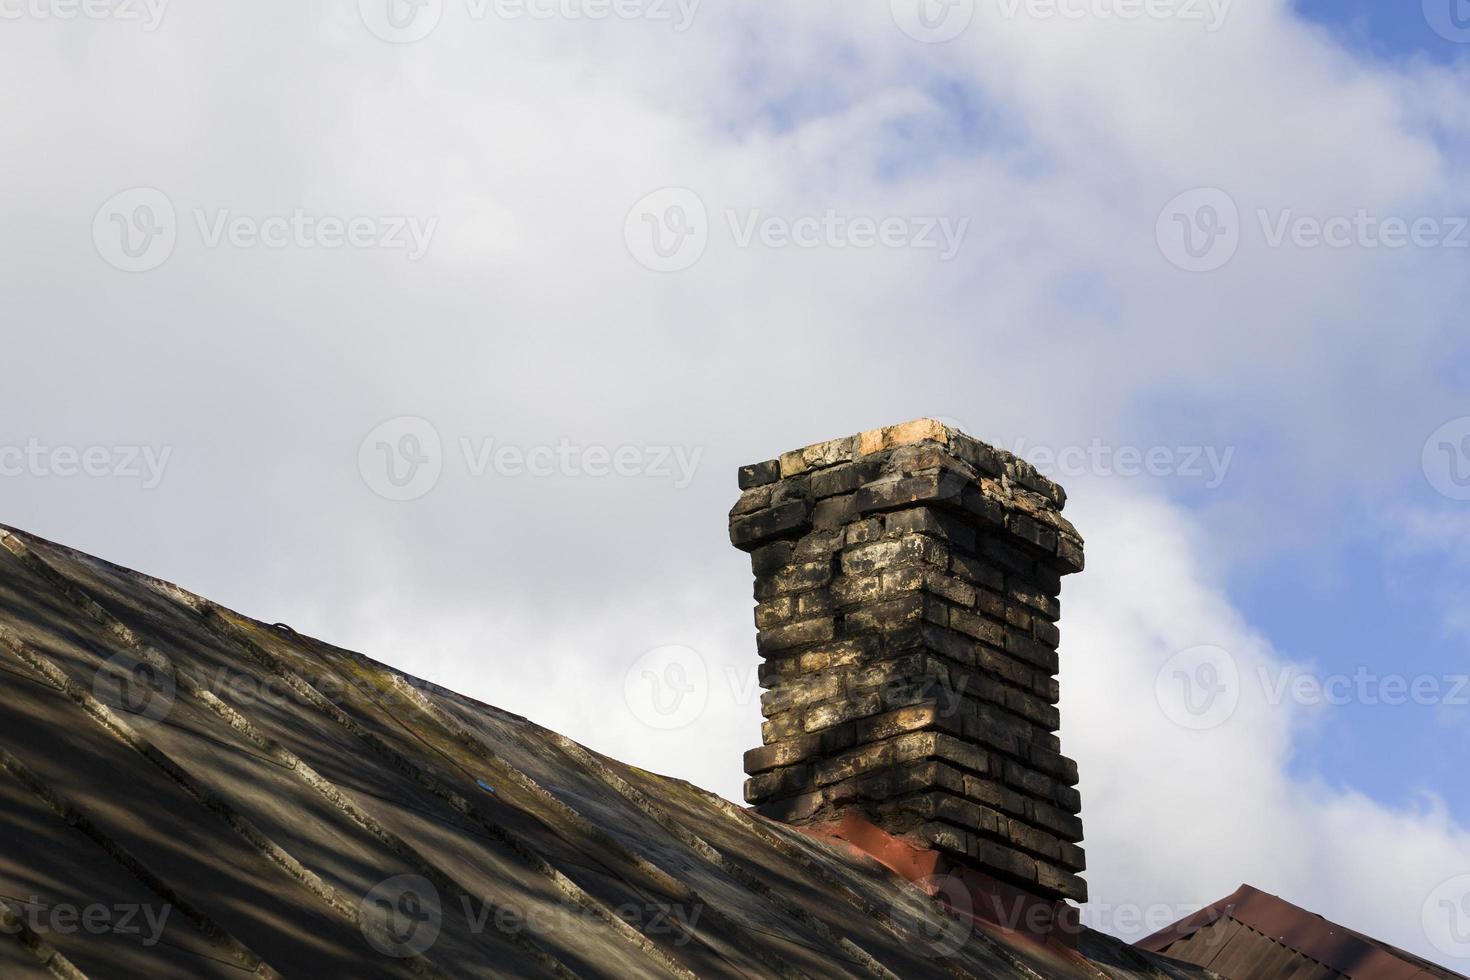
xmin=744 ymin=733 xmax=824 ymax=774
xmin=1024 ymin=743 xmax=1080 ymax=786
xmin=796 ymin=592 xmax=835 ymax=618
xmin=973 ymin=588 xmax=1006 ymax=618
xmin=738 ymin=459 xmax=781 ymax=489
xmin=1007 ymin=512 xmax=1058 ymax=554
xmin=1031 ymin=801 xmax=1085 ymax=842
xmin=755 ymin=789 xmax=823 ymax=823
xmin=1032 ymin=618 xmax=1060 ymax=649
xmin=950 ymin=607 xmax=1003 ymax=645
xmin=844 ymin=518 xmax=882 ymax=546
xmin=758 ymin=617 xmax=836 ymax=653
xmin=731 ymin=499 xmax=813 ymax=550
xmin=964 ymin=775 xmax=1032 ymax=820
xmin=754 ymin=598 xmax=796 ymax=630
xmin=1008 ymin=583 xmax=1059 ymax=621
xmin=917 ymin=821 xmax=968 ymax=855
xmin=812 ymin=494 xmax=858 ymax=531
xmin=886 ymin=507 xmax=979 ymax=552
xmin=1033 ymin=564 xmax=1062 ymax=597
xmin=754 ymin=561 xmax=833 ymax=600
xmin=745 ymin=763 xmax=811 ymax=802
xmin=936 ymin=795 xmax=1001 ymax=836
xmin=1056 ymin=533 xmax=1085 ymax=574
xmin=951 ymin=552 xmax=1005 ymax=591
xmin=979 ymin=536 xmax=1035 ymax=577
xmin=811 ymin=463 xmax=863 ymax=498
xmin=855 ymin=703 xmax=954 ymax=741
xmin=962 ymin=490 xmax=1006 ymax=529
xmin=803 ymin=693 xmax=882 ymax=732
xmin=731 ymin=485 xmax=773 ymax=516
xmin=761 ymin=711 xmax=802 ymax=742
xmin=854 ymin=473 xmax=965 ymax=515
xmin=923 ymin=735 xmax=982 ymax=776
xmin=1036 ymin=863 xmax=1087 ymax=903
xmin=971 ymin=837 xmax=1038 ymax=885
xmin=1007 ymin=817 xmax=1061 ymax=861
xmin=965 ymin=702 xmax=1042 ymax=756
xmin=923 ymin=568 xmax=976 ymax=607
xmin=1058 ymin=841 xmax=1086 ymax=873
xmin=947 ymin=432 xmax=1004 ymax=477
xmin=844 ymin=594 xmax=929 ymax=634
xmin=841 ymin=535 xmax=946 ymax=576
xmin=793 ymin=530 xmax=844 ymax=561
xmin=1002 ymin=686 xmax=1061 ymax=731
xmin=750 ymin=540 xmax=795 ymax=575
xmin=866 ymin=418 xmax=950 ymax=452
xmin=1004 ymin=628 xmax=1060 ymax=674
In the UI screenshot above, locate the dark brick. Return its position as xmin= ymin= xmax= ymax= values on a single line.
xmin=731 ymin=499 xmax=813 ymax=550
xmin=750 ymin=540 xmax=795 ymax=575
xmin=812 ymin=494 xmax=857 ymax=531
xmin=950 ymin=607 xmax=1003 ymax=645
xmin=844 ymin=518 xmax=882 ymax=546
xmin=810 ymin=463 xmax=863 ymax=498
xmin=731 ymin=485 xmax=773 ymax=516
xmin=744 ymin=733 xmax=824 ymax=774
xmin=853 ymin=473 xmax=966 ymax=515
xmin=754 ymin=598 xmax=796 ymax=629
xmin=1007 ymin=512 xmax=1058 ymax=554
xmin=754 ymin=561 xmax=832 ymax=600
xmin=738 ymin=459 xmax=781 ymax=489
xmin=1037 ymin=863 xmax=1087 ymax=904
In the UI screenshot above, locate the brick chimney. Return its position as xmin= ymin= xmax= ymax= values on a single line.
xmin=731 ymin=420 xmax=1087 ymax=904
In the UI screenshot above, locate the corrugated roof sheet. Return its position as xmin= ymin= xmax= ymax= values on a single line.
xmin=0 ymin=522 xmax=1222 ymax=978
xmin=1137 ymin=885 xmax=1466 ymax=980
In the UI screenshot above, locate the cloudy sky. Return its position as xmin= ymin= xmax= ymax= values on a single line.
xmin=4 ymin=0 xmax=1470 ymax=968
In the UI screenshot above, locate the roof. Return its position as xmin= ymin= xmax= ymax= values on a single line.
xmin=1137 ymin=885 xmax=1466 ymax=980
xmin=0 ymin=522 xmax=1220 ymax=978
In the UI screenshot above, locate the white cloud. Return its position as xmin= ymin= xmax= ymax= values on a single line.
xmin=4 ymin=0 xmax=1470 ymax=968
xmin=1066 ymin=484 xmax=1470 ymax=960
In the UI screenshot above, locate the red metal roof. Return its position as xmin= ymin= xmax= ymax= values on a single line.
xmin=1137 ymin=884 xmax=1465 ymax=980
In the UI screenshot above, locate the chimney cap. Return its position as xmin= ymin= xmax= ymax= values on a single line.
xmin=739 ymin=418 xmax=1067 ymax=510
xmin=732 ymin=419 xmax=1082 ymax=575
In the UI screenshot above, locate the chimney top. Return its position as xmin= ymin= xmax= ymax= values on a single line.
xmin=730 ymin=419 xmax=1087 ymax=904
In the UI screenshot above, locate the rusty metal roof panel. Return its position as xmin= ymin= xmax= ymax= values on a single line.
xmin=0 ymin=523 xmax=1226 ymax=978
xmin=1138 ymin=885 xmax=1465 ymax=980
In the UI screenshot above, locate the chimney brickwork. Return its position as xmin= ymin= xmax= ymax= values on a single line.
xmin=730 ymin=419 xmax=1088 ymax=903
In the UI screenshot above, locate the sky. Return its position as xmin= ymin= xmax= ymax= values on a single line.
xmin=3 ymin=0 xmax=1470 ymax=969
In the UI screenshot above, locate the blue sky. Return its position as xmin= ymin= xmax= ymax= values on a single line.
xmin=1298 ymin=0 xmax=1468 ymax=60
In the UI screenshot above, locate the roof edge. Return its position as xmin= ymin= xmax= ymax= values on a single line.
xmin=1137 ymin=884 xmax=1455 ymax=980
